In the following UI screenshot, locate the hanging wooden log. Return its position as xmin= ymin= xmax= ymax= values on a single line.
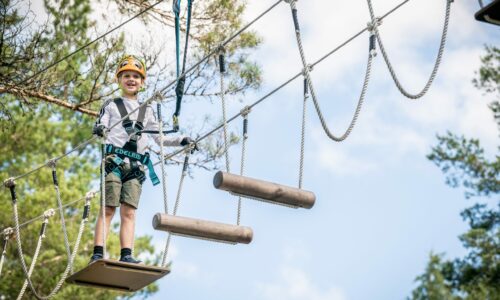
xmin=213 ymin=171 xmax=316 ymax=209
xmin=152 ymin=214 xmax=253 ymax=244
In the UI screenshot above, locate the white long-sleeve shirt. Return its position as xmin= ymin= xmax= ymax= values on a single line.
xmin=96 ymin=97 xmax=184 ymax=155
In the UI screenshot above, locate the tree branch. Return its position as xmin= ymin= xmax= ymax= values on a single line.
xmin=0 ymin=86 xmax=98 ymax=117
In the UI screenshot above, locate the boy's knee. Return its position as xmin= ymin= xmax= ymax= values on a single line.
xmin=104 ymin=206 xmax=116 ymax=217
xmin=120 ymin=204 xmax=136 ymax=220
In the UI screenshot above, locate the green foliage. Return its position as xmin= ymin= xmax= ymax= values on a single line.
xmin=409 ymin=46 xmax=500 ymax=299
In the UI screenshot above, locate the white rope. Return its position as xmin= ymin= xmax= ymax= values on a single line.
xmin=162 ymin=150 xmax=191 ymax=265
xmin=288 ymin=0 xmax=376 ymax=142
xmin=49 ymin=162 xmax=72 ymax=272
xmin=100 ymin=143 xmax=107 ymax=259
xmin=10 ymin=189 xmax=94 ymax=300
xmin=298 ymin=79 xmax=308 ymax=189
xmin=16 ymin=211 xmax=54 ymax=300
xmin=0 ymin=228 xmax=13 ymax=278
xmin=366 ymin=0 xmax=453 ymax=99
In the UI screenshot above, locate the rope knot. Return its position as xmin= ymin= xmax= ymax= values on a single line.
xmin=367 ymin=17 xmax=382 ymax=33
xmin=85 ymin=191 xmax=96 ymax=202
xmin=3 ymin=178 xmax=15 ymax=188
xmin=2 ymin=227 xmax=14 ymax=239
xmin=240 ymin=106 xmax=251 ymax=117
xmin=43 ymin=209 xmax=56 ymax=219
xmin=47 ymin=159 xmax=57 ymax=169
xmin=302 ymin=64 xmax=313 ymax=76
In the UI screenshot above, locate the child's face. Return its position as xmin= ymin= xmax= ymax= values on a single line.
xmin=118 ymin=71 xmax=144 ymax=98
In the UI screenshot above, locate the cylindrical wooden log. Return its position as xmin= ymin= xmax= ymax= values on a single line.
xmin=152 ymin=214 xmax=253 ymax=244
xmin=213 ymin=171 xmax=316 ymax=209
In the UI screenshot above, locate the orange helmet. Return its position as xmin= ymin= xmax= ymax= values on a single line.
xmin=116 ymin=55 xmax=146 ymax=79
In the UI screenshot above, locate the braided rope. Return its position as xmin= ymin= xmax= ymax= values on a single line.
xmin=17 ymin=213 xmax=53 ymax=300
xmin=289 ymin=1 xmax=375 ymax=142
xmin=50 ymin=163 xmax=72 ymax=272
xmin=220 ymin=62 xmax=231 ymax=173
xmin=299 ymin=79 xmax=308 ymax=189
xmin=366 ymin=0 xmax=452 ymax=99
xmin=162 ymin=151 xmax=190 ymax=267
xmin=158 ymin=102 xmax=172 ymax=267
xmin=0 ymin=228 xmax=13 ymax=278
xmin=100 ymin=143 xmax=107 ymax=258
xmin=11 ymin=192 xmax=92 ymax=300
xmin=237 ymin=112 xmax=250 ymax=226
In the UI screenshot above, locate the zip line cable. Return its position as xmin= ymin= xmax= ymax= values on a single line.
xmin=17 ymin=0 xmax=164 ymax=86
xmin=2 ymin=0 xmax=284 ymax=185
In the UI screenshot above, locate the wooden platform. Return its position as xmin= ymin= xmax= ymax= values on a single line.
xmin=475 ymin=0 xmax=500 ymax=25
xmin=66 ymin=259 xmax=170 ymax=292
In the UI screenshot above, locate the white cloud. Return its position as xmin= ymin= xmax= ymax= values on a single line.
xmin=257 ymin=266 xmax=347 ymax=300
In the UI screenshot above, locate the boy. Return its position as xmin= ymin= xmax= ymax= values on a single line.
xmin=90 ymin=55 xmax=193 ymax=263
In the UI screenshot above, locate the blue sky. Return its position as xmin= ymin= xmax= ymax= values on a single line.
xmin=28 ymin=0 xmax=499 ymax=299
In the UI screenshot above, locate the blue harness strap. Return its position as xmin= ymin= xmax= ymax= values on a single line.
xmin=105 ymin=144 xmax=160 ymax=186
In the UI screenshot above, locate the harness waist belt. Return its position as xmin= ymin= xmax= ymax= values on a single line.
xmin=105 ymin=144 xmax=160 ymax=186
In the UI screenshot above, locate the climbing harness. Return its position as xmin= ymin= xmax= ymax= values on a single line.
xmin=103 ymin=98 xmax=160 ymax=186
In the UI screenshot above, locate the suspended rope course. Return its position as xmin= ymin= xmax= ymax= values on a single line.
xmin=0 ymin=0 xmax=456 ymax=296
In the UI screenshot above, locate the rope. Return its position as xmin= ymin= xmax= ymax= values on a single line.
xmin=288 ymin=0 xmax=376 ymax=142
xmin=17 ymin=0 xmax=164 ymax=86
xmin=158 ymin=103 xmax=170 ymax=267
xmin=0 ymin=193 xmax=94 ymax=233
xmin=0 ymin=228 xmax=13 ymax=278
xmin=478 ymin=0 xmax=484 ymax=7
xmin=154 ymin=0 xmax=411 ymax=165
xmin=3 ymin=0 xmax=283 ymax=185
xmin=17 ymin=210 xmax=54 ymax=300
xmin=100 ymin=143 xmax=107 ymax=259
xmin=49 ymin=162 xmax=72 ymax=272
xmin=219 ymin=51 xmax=231 ymax=173
xmin=237 ymin=109 xmax=250 ymax=225
xmin=366 ymin=0 xmax=453 ymax=99
xmin=161 ymin=150 xmax=191 ymax=266
xmin=298 ymin=78 xmax=308 ymax=189
xmin=7 ymin=181 xmax=94 ymax=300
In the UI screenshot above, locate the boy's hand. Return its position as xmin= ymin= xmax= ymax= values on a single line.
xmin=180 ymin=137 xmax=199 ymax=152
xmin=93 ymin=124 xmax=106 ymax=137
